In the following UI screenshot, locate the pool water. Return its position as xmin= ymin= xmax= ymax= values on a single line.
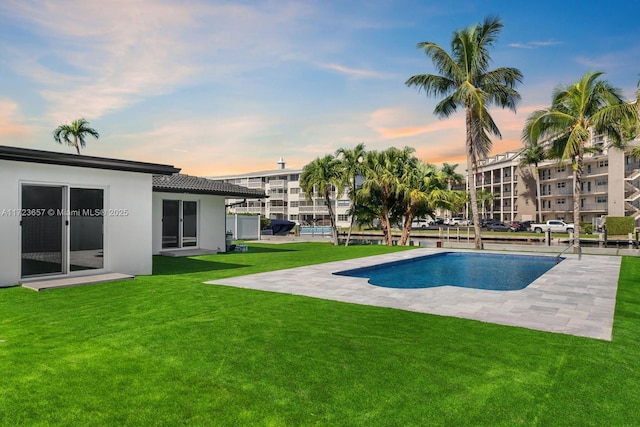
xmin=334 ymin=252 xmax=562 ymax=290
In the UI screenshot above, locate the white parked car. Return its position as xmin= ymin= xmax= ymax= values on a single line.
xmin=449 ymin=217 xmax=470 ymax=226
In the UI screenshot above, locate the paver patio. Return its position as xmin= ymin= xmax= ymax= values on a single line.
xmin=207 ymin=249 xmax=621 ymax=340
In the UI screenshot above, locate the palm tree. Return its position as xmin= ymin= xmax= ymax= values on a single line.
xmin=440 ymin=162 xmax=464 ymax=220
xmin=629 ymin=76 xmax=640 ymax=158
xmin=441 ymin=163 xmax=464 ymax=190
xmin=335 ymin=143 xmax=366 ymax=247
xmin=523 ymin=71 xmax=638 ymax=246
xmin=359 ymin=147 xmax=414 ymax=246
xmin=300 ymin=155 xmax=344 ymax=246
xmin=52 ymin=118 xmax=100 ymax=154
xmin=398 ymin=162 xmax=452 ymax=246
xmin=406 ymin=16 xmax=523 ymax=249
xmin=518 ymin=143 xmax=546 ymax=223
xmin=475 ymin=189 xmax=494 ymax=219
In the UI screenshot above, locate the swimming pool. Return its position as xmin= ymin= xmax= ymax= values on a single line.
xmin=334 ymin=252 xmax=562 ymax=290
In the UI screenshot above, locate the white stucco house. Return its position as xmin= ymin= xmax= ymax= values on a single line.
xmin=0 ymin=145 xmax=265 ymax=288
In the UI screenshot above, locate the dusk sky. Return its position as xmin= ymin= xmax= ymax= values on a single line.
xmin=1 ymin=0 xmax=639 ymax=176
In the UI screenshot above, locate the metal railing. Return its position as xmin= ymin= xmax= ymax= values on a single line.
xmin=556 ymin=244 xmax=582 ymax=264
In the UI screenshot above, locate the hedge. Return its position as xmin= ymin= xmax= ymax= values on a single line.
xmin=605 ymin=216 xmax=635 ymax=235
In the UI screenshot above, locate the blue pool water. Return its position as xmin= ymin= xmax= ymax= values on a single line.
xmin=334 ymin=252 xmax=562 ymax=291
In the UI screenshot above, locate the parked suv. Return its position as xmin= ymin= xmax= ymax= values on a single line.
xmin=449 ymin=217 xmax=470 ymax=226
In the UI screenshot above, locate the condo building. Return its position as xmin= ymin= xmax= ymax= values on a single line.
xmin=209 ymin=158 xmax=353 ymax=227
xmin=468 ymin=136 xmax=640 ymax=225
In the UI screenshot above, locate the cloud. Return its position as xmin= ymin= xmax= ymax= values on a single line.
xmin=317 ymin=63 xmax=392 ymax=79
xmin=509 ymin=40 xmax=562 ymax=49
xmin=0 ymin=99 xmax=31 ymax=138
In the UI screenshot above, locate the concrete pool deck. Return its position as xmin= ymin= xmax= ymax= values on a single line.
xmin=207 ymin=249 xmax=621 ymax=341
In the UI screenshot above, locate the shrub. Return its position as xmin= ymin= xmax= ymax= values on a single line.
xmin=605 ymin=216 xmax=635 ymax=235
xmin=580 ymin=222 xmax=593 ymax=235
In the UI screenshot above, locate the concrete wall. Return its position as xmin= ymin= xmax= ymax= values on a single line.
xmin=152 ymin=192 xmax=226 ymax=254
xmin=607 ymin=146 xmax=626 ymax=217
xmin=0 ymin=159 xmax=153 ymax=287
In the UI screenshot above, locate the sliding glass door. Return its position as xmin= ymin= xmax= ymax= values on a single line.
xmin=69 ymin=188 xmax=104 ymax=271
xmin=162 ymin=199 xmax=198 ymax=249
xmin=21 ymin=185 xmax=64 ymax=277
xmin=21 ymin=185 xmax=105 ymax=278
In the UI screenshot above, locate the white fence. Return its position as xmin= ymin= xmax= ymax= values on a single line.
xmin=226 ymin=214 xmax=261 ymax=240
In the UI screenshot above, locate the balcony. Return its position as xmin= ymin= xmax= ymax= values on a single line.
xmin=268 ymin=179 xmax=285 ymax=188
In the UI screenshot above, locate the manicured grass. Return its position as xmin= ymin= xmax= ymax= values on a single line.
xmin=1 ymin=243 xmax=639 ymax=425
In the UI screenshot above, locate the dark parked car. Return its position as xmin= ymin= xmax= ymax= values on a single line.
xmin=509 ymin=221 xmax=530 ymax=232
xmin=480 ymin=218 xmax=498 ymax=228
xmin=486 ymin=221 xmax=511 ymax=232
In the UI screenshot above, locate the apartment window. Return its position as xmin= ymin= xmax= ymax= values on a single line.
xmin=338 ymin=214 xmax=349 ymax=222
xmin=599 ymin=160 xmax=608 ymax=168
xmin=337 ymin=200 xmax=350 ymax=207
xmin=597 ymin=197 xmax=607 ymax=204
xmin=557 ymin=182 xmax=566 ymax=189
xmin=503 ymin=169 xmax=510 ymax=177
xmin=541 ymin=169 xmax=551 ymax=180
xmin=557 ymin=198 xmax=566 ymax=205
xmin=289 ymin=174 xmax=300 ymax=181
xmin=289 ymin=214 xmax=298 ymax=221
xmin=587 ymin=164 xmax=592 ymax=173
xmin=289 ymin=201 xmax=299 ymax=208
xmin=596 ymin=178 xmax=607 ymax=186
xmin=557 ymin=166 xmax=566 ymax=173
xmin=289 ymin=188 xmax=300 ymax=194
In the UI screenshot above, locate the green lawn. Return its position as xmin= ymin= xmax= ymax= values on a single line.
xmin=1 ymin=243 xmax=639 ymax=426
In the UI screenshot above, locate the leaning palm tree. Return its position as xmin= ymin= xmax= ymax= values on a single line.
xmin=300 ymin=155 xmax=344 ymax=246
xmin=406 ymin=16 xmax=523 ymax=249
xmin=519 ymin=143 xmax=546 ymax=223
xmin=335 ymin=143 xmax=366 ymax=246
xmin=52 ymin=118 xmax=100 ymax=154
xmin=523 ymin=71 xmax=638 ymax=246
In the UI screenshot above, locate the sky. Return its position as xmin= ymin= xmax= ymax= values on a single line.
xmin=1 ymin=0 xmax=639 ymax=176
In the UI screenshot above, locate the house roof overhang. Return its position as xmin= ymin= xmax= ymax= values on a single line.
xmin=0 ymin=145 xmax=180 ymax=175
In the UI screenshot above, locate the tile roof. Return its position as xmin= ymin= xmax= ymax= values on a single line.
xmin=153 ymin=173 xmax=266 ymax=198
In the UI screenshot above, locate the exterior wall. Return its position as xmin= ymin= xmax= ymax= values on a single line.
xmin=152 ymin=192 xmax=226 ymax=254
xmin=0 ymin=159 xmax=153 ymax=287
xmin=608 ymin=146 xmax=626 ymax=216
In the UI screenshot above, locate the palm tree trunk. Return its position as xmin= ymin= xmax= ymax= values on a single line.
xmin=400 ymin=207 xmax=415 ymax=246
xmin=74 ymin=135 xmax=80 ymax=154
xmin=573 ymin=150 xmax=584 ymax=250
xmin=466 ymin=113 xmax=483 ymax=250
xmin=535 ymin=164 xmax=542 ymax=223
xmin=345 ymin=182 xmax=357 ymax=247
xmin=325 ymin=193 xmax=339 ymax=246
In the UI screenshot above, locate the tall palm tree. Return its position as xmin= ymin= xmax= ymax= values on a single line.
xmin=523 ymin=71 xmax=637 ymax=246
xmin=397 ymin=162 xmax=452 ymax=246
xmin=52 ymin=118 xmax=100 ymax=154
xmin=519 ymin=143 xmax=546 ymax=223
xmin=335 ymin=143 xmax=366 ymax=247
xmin=406 ymin=16 xmax=523 ymax=249
xmin=300 ymin=155 xmax=344 ymax=246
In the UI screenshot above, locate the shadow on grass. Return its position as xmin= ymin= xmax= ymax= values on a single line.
xmin=153 ymin=256 xmax=248 ymax=275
